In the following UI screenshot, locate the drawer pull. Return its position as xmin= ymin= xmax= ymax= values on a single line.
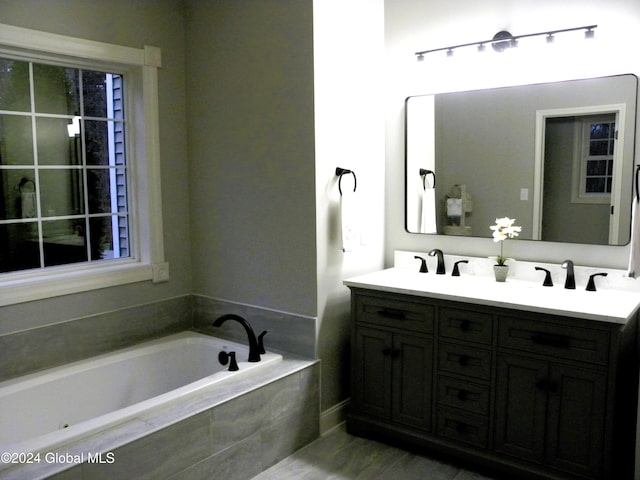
xmin=535 ymin=378 xmax=559 ymax=393
xmin=377 ymin=309 xmax=407 ymax=320
xmin=457 ymin=389 xmax=469 ymax=401
xmin=382 ymin=348 xmax=400 ymax=358
xmin=459 ymin=320 xmax=471 ymax=332
xmin=458 ymin=355 xmax=470 ymax=366
xmin=530 ymin=332 xmax=570 ymax=348
xmin=455 ymin=422 xmax=468 ymax=434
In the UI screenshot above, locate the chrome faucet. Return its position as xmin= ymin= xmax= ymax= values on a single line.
xmin=212 ymin=314 xmax=261 ymax=362
xmin=429 ymin=249 xmax=446 ymax=274
xmin=561 ymin=260 xmax=575 ymax=289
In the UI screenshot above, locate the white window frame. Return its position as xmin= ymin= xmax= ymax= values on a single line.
xmin=571 ymin=114 xmax=616 ymax=204
xmin=0 ymin=23 xmax=168 ymax=306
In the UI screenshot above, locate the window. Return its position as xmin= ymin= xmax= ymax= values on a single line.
xmin=582 ymin=116 xmax=616 ymax=196
xmin=0 ymin=23 xmax=166 ymax=306
xmin=573 ymin=113 xmax=616 ymax=204
xmin=0 ymin=60 xmax=130 ymax=272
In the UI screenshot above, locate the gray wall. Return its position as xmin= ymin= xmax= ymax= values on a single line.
xmin=0 ymin=0 xmax=191 ymax=335
xmin=184 ymin=0 xmax=317 ymax=317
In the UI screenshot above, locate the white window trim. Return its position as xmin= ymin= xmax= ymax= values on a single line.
xmin=0 ymin=23 xmax=167 ymax=306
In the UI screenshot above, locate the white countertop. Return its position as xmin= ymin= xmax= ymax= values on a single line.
xmin=344 ymin=267 xmax=640 ymax=324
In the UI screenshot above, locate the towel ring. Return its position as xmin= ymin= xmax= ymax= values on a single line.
xmin=420 ymin=168 xmax=435 ymax=190
xmin=336 ymin=167 xmax=357 ymax=195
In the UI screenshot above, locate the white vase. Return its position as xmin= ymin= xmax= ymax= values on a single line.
xmin=493 ymin=265 xmax=509 ymax=282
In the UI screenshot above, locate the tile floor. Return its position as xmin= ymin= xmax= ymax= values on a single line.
xmin=252 ymin=424 xmax=497 ymax=480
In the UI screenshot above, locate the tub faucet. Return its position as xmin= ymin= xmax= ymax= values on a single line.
xmin=212 ymin=314 xmax=261 ymax=362
xmin=429 ymin=249 xmax=446 ymax=274
xmin=561 ymin=260 xmax=575 ymax=289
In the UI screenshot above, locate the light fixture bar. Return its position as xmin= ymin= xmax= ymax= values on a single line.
xmin=415 ymin=24 xmax=597 ymax=60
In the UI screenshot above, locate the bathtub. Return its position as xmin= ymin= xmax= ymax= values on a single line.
xmin=0 ymin=331 xmax=282 ymax=460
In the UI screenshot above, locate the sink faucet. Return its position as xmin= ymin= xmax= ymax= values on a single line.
xmin=429 ymin=249 xmax=446 ymax=274
xmin=212 ymin=314 xmax=261 ymax=362
xmin=561 ymin=260 xmax=575 ymax=289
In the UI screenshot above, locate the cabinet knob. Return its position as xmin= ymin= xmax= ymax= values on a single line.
xmin=457 ymin=389 xmax=469 ymax=401
xmin=455 ymin=422 xmax=468 ymax=434
xmin=458 ymin=355 xmax=470 ymax=366
xmin=459 ymin=320 xmax=471 ymax=332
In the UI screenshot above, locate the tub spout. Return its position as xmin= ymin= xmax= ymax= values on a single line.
xmin=213 ymin=314 xmax=261 ymax=362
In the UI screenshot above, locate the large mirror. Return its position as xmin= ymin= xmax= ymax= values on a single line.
xmin=406 ymin=74 xmax=638 ymax=245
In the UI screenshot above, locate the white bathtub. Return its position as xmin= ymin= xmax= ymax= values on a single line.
xmin=0 ymin=331 xmax=282 ymax=458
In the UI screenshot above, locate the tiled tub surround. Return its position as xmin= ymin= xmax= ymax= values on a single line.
xmin=192 ymin=295 xmax=316 ymax=359
xmin=0 ymin=294 xmax=316 ymax=383
xmin=0 ymin=296 xmax=192 ymax=383
xmin=1 ymin=357 xmax=319 ymax=480
xmin=0 ymin=332 xmax=283 ymax=456
xmin=0 ymin=294 xmax=319 ymax=479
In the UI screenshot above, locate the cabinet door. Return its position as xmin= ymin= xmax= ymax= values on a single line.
xmin=392 ymin=333 xmax=433 ymax=431
xmin=495 ymin=354 xmax=547 ymax=463
xmin=545 ymin=364 xmax=606 ymax=479
xmin=352 ymin=326 xmax=393 ymax=419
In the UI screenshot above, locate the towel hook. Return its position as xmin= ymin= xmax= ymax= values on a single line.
xmin=635 ymin=164 xmax=640 ymax=203
xmin=419 ymin=168 xmax=435 ymax=190
xmin=336 ymin=167 xmax=357 ymax=195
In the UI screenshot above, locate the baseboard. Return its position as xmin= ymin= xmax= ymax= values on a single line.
xmin=320 ymin=398 xmax=350 ymax=435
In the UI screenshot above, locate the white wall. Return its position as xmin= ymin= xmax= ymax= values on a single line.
xmin=385 ymin=0 xmax=640 ymax=269
xmin=313 ymin=0 xmax=386 ymax=412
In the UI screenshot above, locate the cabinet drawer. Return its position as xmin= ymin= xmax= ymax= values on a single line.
xmin=439 ymin=308 xmax=493 ymax=344
xmin=355 ymin=295 xmax=434 ymax=333
xmin=438 ymin=342 xmax=491 ymax=380
xmin=437 ymin=406 xmax=488 ymax=448
xmin=498 ymin=316 xmax=610 ymax=365
xmin=437 ymin=375 xmax=490 ymax=415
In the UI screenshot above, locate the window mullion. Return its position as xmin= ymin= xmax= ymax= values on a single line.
xmin=28 ymin=60 xmax=45 ymax=269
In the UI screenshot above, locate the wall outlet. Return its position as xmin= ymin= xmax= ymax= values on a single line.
xmin=152 ymin=262 xmax=170 ymax=283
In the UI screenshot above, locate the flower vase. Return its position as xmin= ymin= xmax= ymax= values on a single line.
xmin=493 ymin=265 xmax=509 ymax=282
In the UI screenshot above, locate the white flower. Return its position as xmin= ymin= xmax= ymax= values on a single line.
xmin=489 ymin=217 xmax=522 ymax=266
xmin=490 ymin=217 xmax=522 ymax=242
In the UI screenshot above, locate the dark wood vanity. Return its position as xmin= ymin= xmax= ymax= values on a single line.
xmin=345 ymin=271 xmax=639 ymax=480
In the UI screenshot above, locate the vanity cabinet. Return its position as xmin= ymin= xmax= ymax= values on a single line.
xmin=347 ymin=287 xmax=638 ymax=480
xmin=351 ymin=294 xmax=434 ymax=431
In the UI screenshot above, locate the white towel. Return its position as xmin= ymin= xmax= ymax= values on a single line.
xmin=420 ymin=188 xmax=437 ymax=234
xmin=340 ymin=187 xmax=360 ymax=252
xmin=21 ymin=192 xmax=36 ymax=218
xmin=447 ymin=198 xmax=462 ymax=217
xmin=628 ymin=198 xmax=640 ymax=277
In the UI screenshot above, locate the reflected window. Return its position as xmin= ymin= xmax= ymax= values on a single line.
xmin=0 ymin=58 xmax=130 ymax=273
xmin=579 ymin=114 xmax=616 ymax=200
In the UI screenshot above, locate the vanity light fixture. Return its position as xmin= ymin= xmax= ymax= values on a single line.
xmin=415 ymin=24 xmax=597 ymax=60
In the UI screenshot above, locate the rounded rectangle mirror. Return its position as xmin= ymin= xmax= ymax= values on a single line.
xmin=405 ymin=74 xmax=638 ymax=246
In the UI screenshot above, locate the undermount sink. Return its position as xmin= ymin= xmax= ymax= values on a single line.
xmin=344 ymin=267 xmax=640 ymax=324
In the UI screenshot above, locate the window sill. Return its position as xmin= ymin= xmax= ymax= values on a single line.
xmin=0 ymin=261 xmax=169 ymax=306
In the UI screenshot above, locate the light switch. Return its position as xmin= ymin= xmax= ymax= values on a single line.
xmin=520 ymin=188 xmax=529 ymax=201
